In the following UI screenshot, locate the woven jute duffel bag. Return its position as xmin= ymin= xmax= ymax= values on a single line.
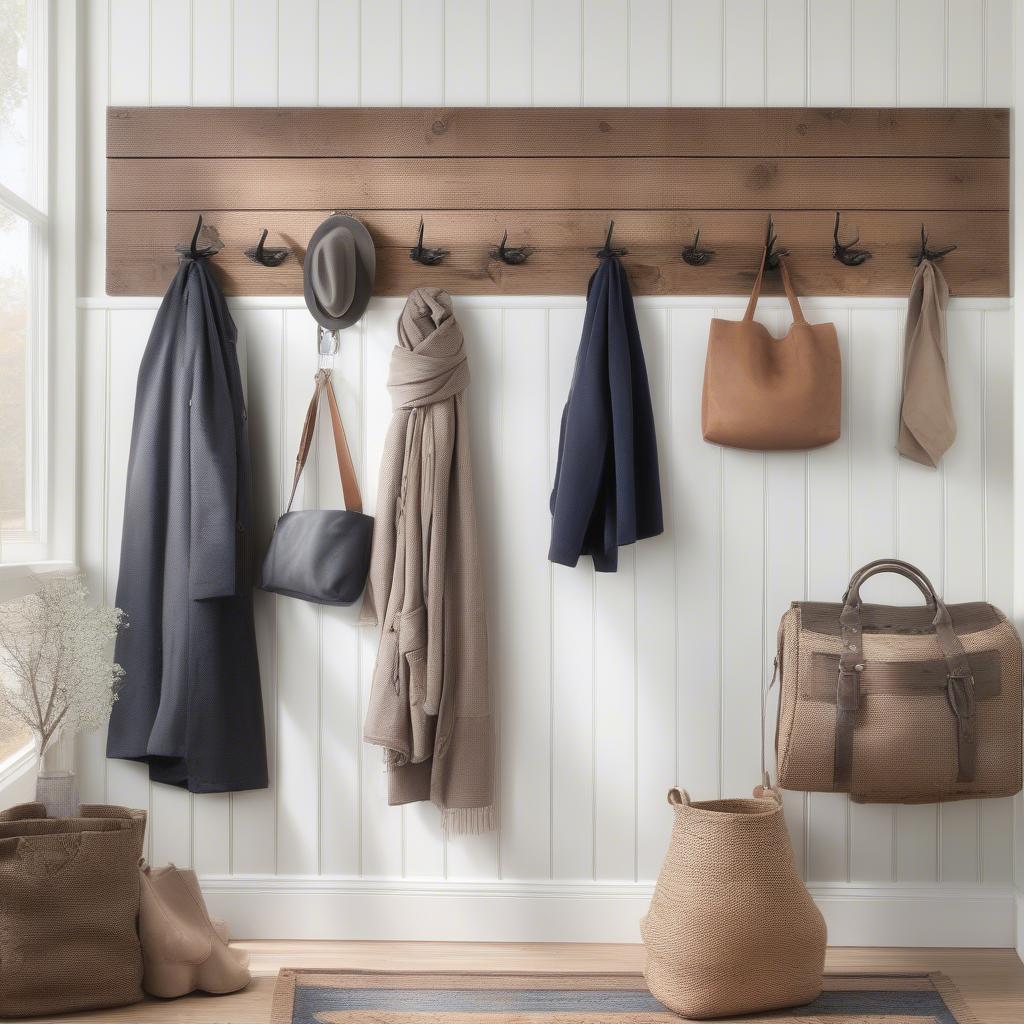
xmin=0 ymin=802 xmax=146 ymax=1018
xmin=775 ymin=558 xmax=1023 ymax=803
xmin=642 ymin=785 xmax=826 ymax=1020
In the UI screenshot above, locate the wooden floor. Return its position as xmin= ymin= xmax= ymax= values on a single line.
xmin=35 ymin=943 xmax=1024 ymax=1023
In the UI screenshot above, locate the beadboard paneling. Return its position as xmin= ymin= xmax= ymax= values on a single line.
xmin=74 ymin=0 xmax=1018 ymax=940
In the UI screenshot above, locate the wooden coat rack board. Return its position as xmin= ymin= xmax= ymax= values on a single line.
xmin=106 ymin=106 xmax=1009 ymax=297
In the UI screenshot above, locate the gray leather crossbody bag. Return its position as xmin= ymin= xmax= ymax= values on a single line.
xmin=259 ymin=369 xmax=373 ymax=605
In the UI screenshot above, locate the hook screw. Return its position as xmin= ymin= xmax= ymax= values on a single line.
xmin=596 ymin=220 xmax=627 ymax=259
xmin=244 ymin=227 xmax=290 ymax=267
xmin=410 ymin=218 xmax=449 ymax=265
xmin=913 ymin=223 xmax=957 ymax=266
xmin=681 ymin=228 xmax=715 ymax=266
xmin=490 ymin=229 xmax=533 ymax=265
xmin=175 ymin=214 xmax=223 ymax=259
xmin=763 ymin=214 xmax=788 ymax=271
xmin=832 ymin=212 xmax=871 ymax=267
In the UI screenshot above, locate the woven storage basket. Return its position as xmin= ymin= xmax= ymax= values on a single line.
xmin=642 ymin=786 xmax=826 ymax=1020
xmin=0 ymin=802 xmax=146 ymax=1018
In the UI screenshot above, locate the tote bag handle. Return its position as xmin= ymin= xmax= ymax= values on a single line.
xmin=285 ymin=369 xmax=363 ymax=514
xmin=742 ymin=246 xmax=807 ymax=326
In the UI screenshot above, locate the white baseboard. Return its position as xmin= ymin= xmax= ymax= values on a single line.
xmin=199 ymin=876 xmax=1016 ymax=947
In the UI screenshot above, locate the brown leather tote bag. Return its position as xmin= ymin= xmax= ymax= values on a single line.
xmin=701 ymin=249 xmax=841 ymax=450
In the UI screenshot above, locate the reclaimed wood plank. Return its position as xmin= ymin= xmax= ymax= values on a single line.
xmin=107 ymin=155 xmax=1008 ymax=213
xmin=106 ymin=106 xmax=1010 ymax=158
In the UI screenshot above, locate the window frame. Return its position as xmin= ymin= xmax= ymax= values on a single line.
xmin=0 ymin=0 xmax=51 ymax=564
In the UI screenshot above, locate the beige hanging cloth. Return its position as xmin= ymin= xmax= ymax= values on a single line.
xmin=361 ymin=288 xmax=494 ymax=835
xmin=897 ymin=259 xmax=956 ymax=467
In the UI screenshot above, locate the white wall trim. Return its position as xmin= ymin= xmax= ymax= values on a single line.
xmin=0 ymin=745 xmax=38 ymax=807
xmin=1017 ymin=892 xmax=1024 ymax=960
xmin=1011 ymin=0 xmax=1024 ymax=965
xmin=200 ymin=876 xmax=1017 ymax=947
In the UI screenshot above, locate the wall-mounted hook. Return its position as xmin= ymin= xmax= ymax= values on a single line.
xmin=681 ymin=228 xmax=715 ymax=266
xmin=244 ymin=227 xmax=290 ymax=267
xmin=763 ymin=214 xmax=788 ymax=270
xmin=596 ymin=219 xmax=627 ymax=259
xmin=832 ymin=212 xmax=871 ymax=267
xmin=913 ymin=223 xmax=957 ymax=266
xmin=174 ymin=214 xmax=223 ymax=259
xmin=489 ymin=229 xmax=533 ymax=265
xmin=410 ymin=218 xmax=449 ymax=265
xmin=318 ymin=325 xmax=340 ymax=370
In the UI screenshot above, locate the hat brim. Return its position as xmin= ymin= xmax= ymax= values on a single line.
xmin=303 ymin=215 xmax=377 ymax=331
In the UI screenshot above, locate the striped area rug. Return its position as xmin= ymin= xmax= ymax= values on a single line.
xmin=271 ymin=969 xmax=978 ymax=1023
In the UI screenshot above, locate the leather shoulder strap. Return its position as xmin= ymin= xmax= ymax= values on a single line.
xmin=285 ymin=370 xmax=363 ymax=515
xmin=742 ymin=247 xmax=806 ymax=326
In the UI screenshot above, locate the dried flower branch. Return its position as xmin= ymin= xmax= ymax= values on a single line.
xmin=0 ymin=574 xmax=126 ymax=761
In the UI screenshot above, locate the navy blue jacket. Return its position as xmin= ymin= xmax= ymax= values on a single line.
xmin=549 ymin=256 xmax=663 ymax=572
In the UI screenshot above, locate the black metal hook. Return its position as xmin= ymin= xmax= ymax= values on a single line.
xmin=681 ymin=228 xmax=715 ymax=266
xmin=175 ymin=214 xmax=223 ymax=260
xmin=244 ymin=228 xmax=290 ymax=267
xmin=410 ymin=218 xmax=449 ymax=265
xmin=489 ymin=229 xmax=533 ymax=265
xmin=832 ymin=212 xmax=871 ymax=267
xmin=596 ymin=219 xmax=627 ymax=259
xmin=913 ymin=223 xmax=957 ymax=266
xmin=763 ymin=214 xmax=788 ymax=271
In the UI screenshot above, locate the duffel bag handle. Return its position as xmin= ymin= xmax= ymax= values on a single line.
xmin=834 ymin=558 xmax=977 ymax=791
xmin=842 ymin=558 xmax=938 ymax=608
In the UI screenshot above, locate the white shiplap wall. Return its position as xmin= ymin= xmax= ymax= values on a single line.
xmin=76 ymin=0 xmax=1017 ymax=943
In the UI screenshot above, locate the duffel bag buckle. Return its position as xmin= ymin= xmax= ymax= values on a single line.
xmin=836 ymin=666 xmax=862 ymax=711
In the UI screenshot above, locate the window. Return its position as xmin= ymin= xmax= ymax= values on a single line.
xmin=0 ymin=0 xmax=47 ymax=565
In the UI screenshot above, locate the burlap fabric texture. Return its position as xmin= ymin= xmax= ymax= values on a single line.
xmin=642 ymin=786 xmax=826 ymax=1020
xmin=0 ymin=802 xmax=146 ymax=1018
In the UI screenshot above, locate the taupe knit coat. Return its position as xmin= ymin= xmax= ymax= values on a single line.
xmin=361 ymin=288 xmax=495 ymax=834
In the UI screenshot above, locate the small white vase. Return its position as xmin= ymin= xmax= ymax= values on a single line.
xmin=35 ymin=770 xmax=80 ymax=819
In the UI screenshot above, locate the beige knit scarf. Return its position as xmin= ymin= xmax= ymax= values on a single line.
xmin=361 ymin=288 xmax=495 ymax=835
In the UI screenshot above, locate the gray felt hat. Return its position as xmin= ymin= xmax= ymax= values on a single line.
xmin=303 ymin=214 xmax=376 ymax=330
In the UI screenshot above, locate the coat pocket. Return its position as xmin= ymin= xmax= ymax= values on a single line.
xmin=407 ymin=647 xmax=427 ymax=708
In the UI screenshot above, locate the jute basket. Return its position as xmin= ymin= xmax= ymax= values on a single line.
xmin=642 ymin=786 xmax=826 ymax=1020
xmin=0 ymin=802 xmax=146 ymax=1018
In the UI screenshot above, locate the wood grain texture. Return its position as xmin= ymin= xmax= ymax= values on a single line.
xmin=106 ymin=210 xmax=1008 ymax=297
xmin=105 ymin=105 xmax=1009 ymax=296
xmin=106 ymin=106 xmax=1010 ymax=158
xmin=107 ymin=155 xmax=1008 ymax=213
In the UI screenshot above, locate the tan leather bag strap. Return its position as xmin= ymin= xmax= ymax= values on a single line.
xmin=285 ymin=369 xmax=363 ymax=515
xmin=834 ymin=560 xmax=976 ymax=790
xmin=742 ymin=247 xmax=806 ymax=325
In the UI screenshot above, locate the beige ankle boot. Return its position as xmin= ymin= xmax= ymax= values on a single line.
xmin=138 ymin=861 xmax=251 ymax=998
xmin=174 ymin=866 xmax=249 ymax=968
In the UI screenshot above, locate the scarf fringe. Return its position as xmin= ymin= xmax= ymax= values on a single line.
xmin=442 ymin=804 xmax=496 ymax=837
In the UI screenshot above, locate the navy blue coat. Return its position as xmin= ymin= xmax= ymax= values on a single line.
xmin=549 ymin=256 xmax=663 ymax=572
xmin=106 ymin=256 xmax=268 ymax=793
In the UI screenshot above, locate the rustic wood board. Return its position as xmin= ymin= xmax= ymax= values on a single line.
xmin=107 ymin=106 xmax=1009 ymax=158
xmin=107 ymin=210 xmax=1007 ymax=298
xmin=105 ymin=106 xmax=1010 ymax=297
xmin=107 ymin=156 xmax=1007 ymax=213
